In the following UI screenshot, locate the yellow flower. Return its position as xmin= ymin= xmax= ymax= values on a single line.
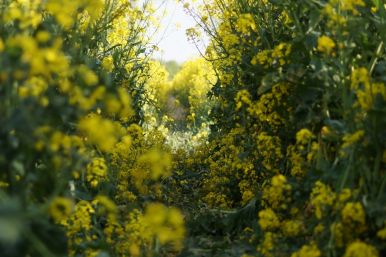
xmin=321 ymin=126 xmax=333 ymax=138
xmin=93 ymin=195 xmax=117 ymax=214
xmin=86 ymin=157 xmax=107 ymax=187
xmin=251 ymin=51 xmax=269 ymax=66
xmin=282 ymin=220 xmax=303 ymax=237
xmin=291 ymin=243 xmax=321 ymax=257
xmin=251 ymin=43 xmax=291 ymax=67
xmin=342 ymin=130 xmax=365 ymax=149
xmin=343 ymin=241 xmax=379 ymax=257
xmin=78 ymin=115 xmax=121 ymax=152
xmin=341 ymin=202 xmax=366 ymax=229
xmin=330 ymin=222 xmax=344 ymax=247
xmin=341 ymin=0 xmax=366 ymax=15
xmin=377 ymin=222 xmax=386 ymax=239
xmin=236 ymin=13 xmax=256 ymax=34
xmin=46 ymin=0 xmax=104 ymax=29
xmin=129 ymin=244 xmax=140 ymax=257
xmin=85 ymin=250 xmax=100 ymax=257
xmin=137 ymin=149 xmax=172 ymax=180
xmin=338 ymin=188 xmax=352 ymax=203
xmin=258 ymin=232 xmax=275 ymax=256
xmin=310 ymin=181 xmax=336 ymax=219
xmin=296 ymin=128 xmax=313 ymax=144
xmin=262 ymin=175 xmax=291 ymax=209
xmin=351 ymin=68 xmax=386 ymax=110
xmin=235 ymin=90 xmax=252 ymax=109
xmin=66 ymin=200 xmax=94 ymax=236
xmin=78 ymin=65 xmax=98 ymax=86
xmin=242 ymin=190 xmax=254 ymax=205
xmin=18 ymin=76 xmax=48 ymax=98
xmin=46 ymin=0 xmax=78 ymax=29
xmin=84 ymin=0 xmax=105 ymax=20
xmin=317 ymin=36 xmax=336 ymax=55
xmin=49 ymin=197 xmax=74 ymax=224
xmin=258 ymin=208 xmax=280 ymax=231
xmin=102 ymin=56 xmax=114 ymax=72
xmin=113 ymin=135 xmax=132 ymax=157
xmin=143 ymin=203 xmax=185 ymax=250
xmin=351 ymin=67 xmax=370 ymax=89
xmin=36 ymin=31 xmax=51 ymax=43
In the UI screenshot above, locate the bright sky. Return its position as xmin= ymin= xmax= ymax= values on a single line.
xmin=151 ymin=1 xmax=201 ymax=63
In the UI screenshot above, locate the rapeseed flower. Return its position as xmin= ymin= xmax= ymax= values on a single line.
xmin=258 ymin=208 xmax=280 ymax=231
xmin=344 ymin=241 xmax=379 ymax=257
xmin=296 ymin=128 xmax=313 ymax=144
xmin=49 ymin=197 xmax=74 ymax=224
xmin=317 ymin=36 xmax=336 ymax=55
xmin=291 ymin=243 xmax=321 ymax=257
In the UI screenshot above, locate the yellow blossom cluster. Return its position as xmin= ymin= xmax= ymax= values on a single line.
xmin=317 ymin=36 xmax=336 ymax=55
xmin=252 ymin=43 xmax=292 ymax=68
xmin=262 ymin=175 xmax=291 ymax=210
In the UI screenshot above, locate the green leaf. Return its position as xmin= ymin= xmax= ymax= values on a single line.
xmin=258 ymin=73 xmax=280 ymax=95
xmin=372 ymin=0 xmax=381 ymax=8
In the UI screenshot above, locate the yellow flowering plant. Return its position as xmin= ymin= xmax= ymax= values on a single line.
xmin=171 ymin=0 xmax=386 ymax=256
xmin=0 ymin=0 xmax=185 ymax=256
xmin=1 ymin=0 xmax=386 ymax=256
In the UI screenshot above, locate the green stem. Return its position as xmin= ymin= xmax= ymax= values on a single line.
xmin=377 ymin=170 xmax=386 ymax=201
xmin=327 ymin=150 xmax=354 ymax=257
xmin=372 ymin=148 xmax=381 ymax=198
xmin=368 ymin=41 xmax=384 ymax=75
xmin=290 ymin=8 xmax=304 ymax=37
xmin=339 ymin=150 xmax=354 ymax=191
xmin=24 ymin=229 xmax=56 ymax=257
